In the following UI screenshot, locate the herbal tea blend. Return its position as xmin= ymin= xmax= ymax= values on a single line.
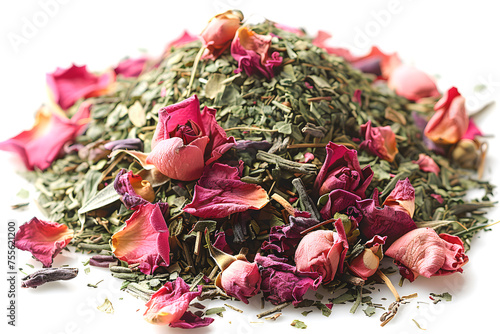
xmin=2 ymin=9 xmax=497 ymax=329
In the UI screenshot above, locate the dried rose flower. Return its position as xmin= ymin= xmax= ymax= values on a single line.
xmin=114 ymin=169 xmax=155 ymax=210
xmin=382 ymin=178 xmax=415 ymax=218
xmin=218 ymin=258 xmax=261 ymax=304
xmin=351 ymin=46 xmax=401 ymax=79
xmin=111 ymin=203 xmax=170 ymax=274
xmin=388 ymin=64 xmax=440 ymax=101
xmin=0 ymin=103 xmax=91 ymax=171
xmin=294 ymin=219 xmax=349 ymax=282
xmin=424 ymin=87 xmax=469 ymax=145
xmin=183 ymin=162 xmax=269 ymax=219
xmin=200 ymin=10 xmax=243 ymax=60
xmin=114 ymin=56 xmax=149 ymax=78
xmin=231 ymin=26 xmax=282 ymax=78
xmin=15 ymin=217 xmax=74 ymax=267
xmin=360 ymin=120 xmax=399 ymax=162
xmin=347 ymin=236 xmax=386 ymax=280
xmin=413 ymin=153 xmax=440 ymax=175
xmin=144 ymin=277 xmax=213 ymax=328
xmin=385 ymin=228 xmax=468 ymax=282
xmin=314 ymin=142 xmax=373 ymax=197
xmin=46 ymin=64 xmax=114 ymax=110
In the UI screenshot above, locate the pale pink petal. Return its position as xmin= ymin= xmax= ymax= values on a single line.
xmin=360 ymin=120 xmax=398 ymax=162
xmin=413 ymin=153 xmax=440 ymax=175
xmin=220 ymin=260 xmax=261 ymax=303
xmin=388 ymin=64 xmax=440 ymax=101
xmin=114 ymin=57 xmax=149 ymax=78
xmin=382 ymin=178 xmax=415 ymax=218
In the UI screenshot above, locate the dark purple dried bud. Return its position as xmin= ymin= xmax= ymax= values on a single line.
xmin=89 ymin=255 xmax=119 ymax=268
xmin=104 ymin=138 xmax=144 ymax=152
xmin=21 ymin=268 xmax=78 ymax=288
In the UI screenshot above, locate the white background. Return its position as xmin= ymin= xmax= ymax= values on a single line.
xmin=1 ymin=1 xmax=500 ymax=334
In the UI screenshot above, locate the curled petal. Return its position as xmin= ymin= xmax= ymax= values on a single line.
xmin=320 ymin=189 xmax=361 ymax=220
xmin=351 ymin=46 xmax=402 ymax=79
xmin=314 ymin=142 xmax=373 ymax=197
xmin=46 ymin=64 xmax=114 ymax=110
xmin=170 ymin=311 xmax=214 ymax=329
xmin=462 ymin=118 xmax=483 ymax=140
xmin=147 ymin=136 xmax=208 ymax=181
xmin=382 ymin=178 xmax=415 ymax=218
xmin=388 ymin=64 xmax=440 ymax=101
xmin=183 ymin=163 xmax=269 ymax=219
xmin=424 ymin=87 xmax=469 ymax=145
xmin=111 ymin=203 xmax=170 ymax=274
xmin=144 ymin=277 xmax=206 ymax=326
xmin=114 ymin=169 xmax=155 ymax=209
xmin=0 ymin=103 xmax=91 ymax=171
xmin=413 ymin=153 xmax=440 ymax=175
xmin=385 ymin=228 xmax=468 ymax=282
xmin=15 ymin=217 xmax=73 ymax=267
xmin=360 ymin=120 xmax=398 ymax=162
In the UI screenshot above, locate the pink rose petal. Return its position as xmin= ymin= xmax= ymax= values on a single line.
xmin=114 ymin=57 xmax=149 ymax=78
xmin=413 ymin=153 xmax=440 ymax=175
xmin=360 ymin=120 xmax=399 ymax=162
xmin=388 ymin=64 xmax=440 ymax=101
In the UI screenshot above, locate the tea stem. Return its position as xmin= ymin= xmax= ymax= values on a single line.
xmin=187 ymin=46 xmax=205 ymax=96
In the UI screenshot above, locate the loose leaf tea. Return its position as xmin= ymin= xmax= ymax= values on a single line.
xmin=3 ymin=9 xmax=497 ymax=329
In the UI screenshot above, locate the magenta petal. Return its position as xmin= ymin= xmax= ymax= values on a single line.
xmin=114 ymin=57 xmax=149 ymax=78
xmin=320 ymin=189 xmax=361 ymax=220
xmin=169 ymin=311 xmax=214 ymax=329
xmin=183 ymin=163 xmax=269 ymax=219
xmin=356 ymin=198 xmax=417 ymax=246
xmin=111 ymin=203 xmax=170 ymax=274
xmin=462 ymin=118 xmax=483 ymax=140
xmin=15 ymin=217 xmax=73 ymax=267
xmin=200 ymin=106 xmax=236 ymax=165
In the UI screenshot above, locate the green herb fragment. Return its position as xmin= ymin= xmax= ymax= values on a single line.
xmin=290 ymin=319 xmax=307 ymax=329
xmin=301 ymin=310 xmax=313 ymax=317
xmin=205 ymin=307 xmax=226 ymax=315
xmin=314 ymin=301 xmax=332 ymax=317
xmin=97 ymin=298 xmax=114 ymax=314
xmin=412 ymin=318 xmax=426 ymax=330
xmin=430 ymin=292 xmax=452 ymax=303
xmin=16 ymin=188 xmax=30 ymax=199
xmin=363 ymin=305 xmax=376 ymax=317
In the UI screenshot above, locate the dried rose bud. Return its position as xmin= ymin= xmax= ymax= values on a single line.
xmin=200 ymin=10 xmax=243 ymax=60
xmin=104 ymin=138 xmax=144 ymax=152
xmin=382 ymin=178 xmax=415 ymax=218
xmin=21 ymin=268 xmax=78 ymax=288
xmin=413 ymin=153 xmax=440 ymax=175
xmin=347 ymin=236 xmax=386 ymax=280
xmin=385 ymin=228 xmax=468 ymax=282
xmin=451 ymin=139 xmax=481 ymax=169
xmin=388 ymin=64 xmax=440 ymax=101
xmin=360 ymin=120 xmax=398 ymax=162
xmin=424 ymin=87 xmax=468 ymax=145
xmin=294 ymin=219 xmax=349 ymax=283
xmin=217 ymin=259 xmax=261 ymax=304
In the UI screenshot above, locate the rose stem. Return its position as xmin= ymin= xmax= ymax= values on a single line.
xmin=186 ymin=46 xmax=206 ymax=96
xmin=256 ymin=301 xmax=292 ymax=319
xmin=271 ymin=193 xmax=296 ymax=217
xmin=376 ymin=269 xmax=400 ymax=302
xmin=300 ymin=218 xmax=337 ymax=235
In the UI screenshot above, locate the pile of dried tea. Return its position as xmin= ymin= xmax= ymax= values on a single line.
xmin=2 ymin=9 xmax=497 ymax=329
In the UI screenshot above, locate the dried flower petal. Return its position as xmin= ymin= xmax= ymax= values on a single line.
xmin=114 ymin=169 xmax=155 ymax=209
xmin=183 ymin=163 xmax=269 ymax=219
xmin=385 ymin=228 xmax=468 ymax=282
xmin=351 ymin=46 xmax=401 ymax=79
xmin=15 ymin=217 xmax=74 ymax=267
xmin=347 ymin=236 xmax=386 ymax=280
xmin=46 ymin=64 xmax=114 ymax=110
xmin=413 ymin=153 xmax=440 ymax=175
xmin=388 ymin=64 xmax=440 ymax=101
xmin=111 ymin=203 xmax=170 ymax=274
xmin=360 ymin=120 xmax=398 ymax=162
xmin=382 ymin=178 xmax=415 ymax=218
xmin=0 ymin=103 xmax=91 ymax=171
xmin=320 ymin=189 xmax=361 ymax=220
xmin=114 ymin=57 xmax=149 ymax=78
xmin=219 ymin=259 xmax=261 ymax=303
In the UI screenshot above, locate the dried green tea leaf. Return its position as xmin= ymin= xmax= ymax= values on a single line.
xmin=363 ymin=305 xmax=376 ymax=317
xmin=16 ymin=188 xmax=29 ymax=199
xmin=205 ymin=307 xmax=226 ymax=315
xmin=128 ymin=100 xmax=146 ymax=127
xmin=290 ymin=319 xmax=307 ymax=329
xmin=78 ymin=183 xmax=120 ymax=215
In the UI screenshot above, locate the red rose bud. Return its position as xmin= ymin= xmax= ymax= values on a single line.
xmin=360 ymin=120 xmax=398 ymax=162
xmin=200 ymin=10 xmax=243 ymax=60
xmin=314 ymin=142 xmax=373 ymax=198
xmin=382 ymin=178 xmax=415 ymax=218
xmin=424 ymin=87 xmax=469 ymax=145
xmin=385 ymin=228 xmax=468 ymax=282
xmin=218 ymin=259 xmax=261 ymax=304
xmin=294 ymin=219 xmax=348 ymax=282
xmin=347 ymin=235 xmax=386 ymax=280
xmin=388 ymin=64 xmax=440 ymax=101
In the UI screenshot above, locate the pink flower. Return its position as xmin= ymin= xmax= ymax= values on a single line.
xmin=388 ymin=64 xmax=440 ymax=101
xmin=163 ymin=30 xmax=199 ymax=55
xmin=312 ymin=30 xmax=358 ymax=62
xmin=111 ymin=203 xmax=170 ymax=274
xmin=114 ymin=57 xmax=149 ymax=78
xmin=46 ymin=64 xmax=114 ymax=110
xmin=360 ymin=120 xmax=399 ymax=162
xmin=294 ymin=219 xmax=349 ymax=283
xmin=424 ymin=87 xmax=469 ymax=145
xmin=461 ymin=118 xmax=483 ymax=140
xmin=218 ymin=259 xmax=261 ymax=303
xmin=274 ymin=23 xmax=305 ymax=36
xmin=200 ymin=10 xmax=242 ymax=60
xmin=382 ymin=178 xmax=415 ymax=218
xmin=351 ymin=46 xmax=401 ymax=79
xmin=231 ymin=27 xmax=282 ymax=79
xmin=114 ymin=169 xmax=155 ymax=210
xmin=144 ymin=277 xmax=213 ymax=328
xmin=255 ymin=253 xmax=321 ymax=305
xmin=15 ymin=217 xmax=74 ymax=267
xmin=0 ymin=103 xmax=91 ymax=171
xmin=117 ymin=95 xmax=235 ymax=181
xmin=347 ymin=236 xmax=386 ymax=280
xmin=320 ymin=189 xmax=361 ymax=221
xmin=413 ymin=153 xmax=440 ymax=175
xmin=314 ymin=142 xmax=373 ymax=197
xmin=183 ymin=162 xmax=269 ymax=219
xmin=385 ymin=228 xmax=468 ymax=282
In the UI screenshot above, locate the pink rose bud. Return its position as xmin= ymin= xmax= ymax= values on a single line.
xmin=388 ymin=64 xmax=440 ymax=101
xmin=294 ymin=219 xmax=349 ymax=283
xmin=424 ymin=87 xmax=469 ymax=145
xmin=413 ymin=153 xmax=440 ymax=175
xmin=200 ymin=10 xmax=243 ymax=60
xmin=347 ymin=235 xmax=386 ymax=280
xmin=219 ymin=259 xmax=261 ymax=304
xmin=385 ymin=228 xmax=468 ymax=282
xmin=382 ymin=178 xmax=415 ymax=218
xmin=360 ymin=120 xmax=399 ymax=162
